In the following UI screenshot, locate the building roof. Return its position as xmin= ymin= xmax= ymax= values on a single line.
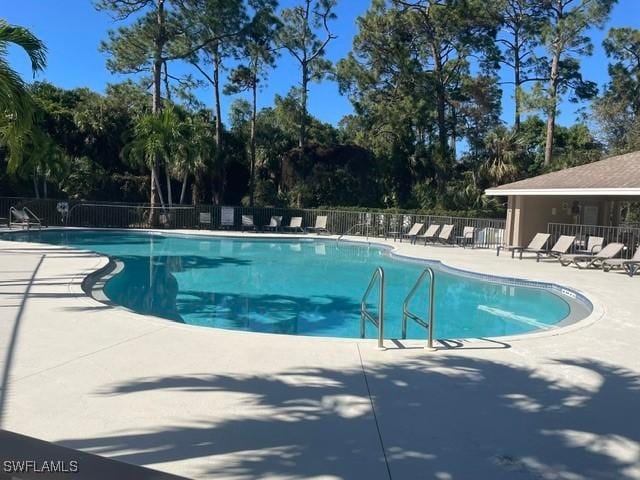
xmin=485 ymin=150 xmax=640 ymax=196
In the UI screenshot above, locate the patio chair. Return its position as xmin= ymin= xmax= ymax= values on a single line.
xmin=401 ymin=223 xmax=424 ymax=244
xmin=307 ymin=215 xmax=328 ymax=234
xmin=199 ymin=212 xmax=212 ymax=229
xmin=559 ymin=242 xmax=625 ymax=269
xmin=263 ymin=215 xmax=283 ymax=232
xmin=575 ymin=235 xmax=604 ymax=255
xmin=602 ymin=247 xmax=640 ymax=276
xmin=496 ymin=232 xmax=550 ymax=258
xmin=523 ymin=235 xmax=575 ymax=262
xmin=283 ymin=216 xmax=303 ymax=232
xmin=241 ymin=215 xmax=256 ymax=231
xmin=436 ymin=224 xmax=455 ymax=245
xmin=220 ymin=206 xmax=235 ymax=229
xmin=456 ymin=226 xmax=476 ymax=248
xmin=10 ymin=207 xmax=42 ymax=230
xmin=417 ymin=224 xmax=440 ymax=245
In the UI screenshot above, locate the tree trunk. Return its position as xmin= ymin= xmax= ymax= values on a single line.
xmin=300 ymin=63 xmax=308 ymax=148
xmin=150 ymin=0 xmax=166 ymax=222
xmin=153 ymin=164 xmax=166 ymax=208
xmin=250 ymin=78 xmax=257 ymax=206
xmin=544 ymin=45 xmax=561 ymax=167
xmin=165 ymin=166 xmax=173 ymax=206
xmin=514 ymin=30 xmax=521 ymax=131
xmin=180 ymin=172 xmax=188 ymax=205
xmin=431 ymin=45 xmax=448 ymax=159
xmin=32 ymin=172 xmax=39 ymax=199
xmin=43 ymin=177 xmax=48 ymax=199
xmin=212 ymin=47 xmax=223 ymax=205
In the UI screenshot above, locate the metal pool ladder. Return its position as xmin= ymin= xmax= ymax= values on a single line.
xmin=360 ymin=266 xmax=385 ymax=348
xmin=402 ymin=266 xmax=436 ymax=349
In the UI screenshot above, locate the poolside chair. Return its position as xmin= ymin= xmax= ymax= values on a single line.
xmin=417 ymin=224 xmax=440 ymax=245
xmin=602 ymin=247 xmax=640 ymax=276
xmin=283 ymin=216 xmax=303 ymax=232
xmin=220 ymin=206 xmax=235 ymax=229
xmin=307 ymin=216 xmax=328 ymax=234
xmin=518 ymin=235 xmax=575 ymax=262
xmin=435 ymin=224 xmax=455 ymax=245
xmin=496 ymin=232 xmax=550 ymax=258
xmin=263 ymin=215 xmax=283 ymax=232
xmin=575 ymin=235 xmax=604 ymax=255
xmin=401 ymin=223 xmax=424 ymax=244
xmin=241 ymin=215 xmax=256 ymax=231
xmin=9 ymin=207 xmax=42 ymax=230
xmin=199 ymin=212 xmax=212 ymax=229
xmin=559 ymin=242 xmax=625 ymax=269
xmin=456 ymin=226 xmax=476 ymax=248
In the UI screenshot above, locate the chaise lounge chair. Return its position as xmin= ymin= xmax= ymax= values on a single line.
xmin=559 ymin=242 xmax=625 ymax=269
xmin=307 ymin=216 xmax=328 ymax=234
xmin=528 ymin=235 xmax=575 ymax=262
xmin=263 ymin=216 xmax=283 ymax=232
xmin=456 ymin=226 xmax=476 ymax=248
xmin=574 ymin=235 xmax=604 ymax=256
xmin=416 ymin=224 xmax=440 ymax=245
xmin=602 ymin=247 xmax=640 ymax=276
xmin=241 ymin=215 xmax=256 ymax=231
xmin=283 ymin=216 xmax=303 ymax=232
xmin=401 ymin=223 xmax=424 ymax=244
xmin=496 ymin=232 xmax=550 ymax=258
xmin=435 ymin=224 xmax=455 ymax=245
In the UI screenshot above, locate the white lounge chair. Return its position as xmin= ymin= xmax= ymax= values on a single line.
xmin=527 ymin=235 xmax=575 ymax=262
xmin=199 ymin=212 xmax=212 ymax=229
xmin=263 ymin=215 xmax=282 ymax=232
xmin=602 ymin=247 xmax=640 ymax=276
xmin=401 ymin=223 xmax=424 ymax=244
xmin=417 ymin=224 xmax=440 ymax=245
xmin=241 ymin=215 xmax=256 ymax=231
xmin=436 ymin=224 xmax=455 ymax=244
xmin=220 ymin=206 xmax=235 ymax=229
xmin=10 ymin=207 xmax=42 ymax=230
xmin=497 ymin=233 xmax=550 ymax=258
xmin=559 ymin=242 xmax=625 ymax=269
xmin=307 ymin=216 xmax=328 ymax=234
xmin=283 ymin=217 xmax=303 ymax=232
xmin=456 ymin=226 xmax=476 ymax=248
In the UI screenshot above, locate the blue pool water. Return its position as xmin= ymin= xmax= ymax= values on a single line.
xmin=2 ymin=230 xmax=586 ymax=339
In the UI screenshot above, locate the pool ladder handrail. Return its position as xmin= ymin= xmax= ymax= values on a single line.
xmin=402 ymin=266 xmax=436 ymax=349
xmin=360 ymin=266 xmax=384 ymax=349
xmin=338 ymin=222 xmax=371 ymax=244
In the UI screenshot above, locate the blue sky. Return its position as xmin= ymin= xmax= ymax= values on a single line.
xmin=5 ymin=0 xmax=640 ymax=131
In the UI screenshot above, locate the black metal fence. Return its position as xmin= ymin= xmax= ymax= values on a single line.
xmin=1 ymin=197 xmax=506 ymax=248
xmin=548 ymin=222 xmax=640 ymax=259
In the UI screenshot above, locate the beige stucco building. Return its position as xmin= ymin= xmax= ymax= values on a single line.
xmin=485 ymin=151 xmax=640 ymax=246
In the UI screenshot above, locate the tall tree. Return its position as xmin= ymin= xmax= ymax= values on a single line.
xmin=278 ymin=0 xmax=337 ymax=148
xmin=497 ymin=0 xmax=545 ymax=130
xmin=225 ymin=0 xmax=280 ymax=206
xmin=594 ymin=28 xmax=640 ymax=152
xmin=537 ymin=0 xmax=616 ymax=166
xmin=0 ymin=20 xmax=47 ymax=168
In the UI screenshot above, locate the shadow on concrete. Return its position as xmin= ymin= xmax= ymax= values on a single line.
xmin=59 ymin=356 xmax=640 ymax=480
xmin=0 ymin=255 xmax=45 ymax=428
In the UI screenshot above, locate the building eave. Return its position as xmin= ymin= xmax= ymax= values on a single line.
xmin=484 ymin=188 xmax=640 ymax=197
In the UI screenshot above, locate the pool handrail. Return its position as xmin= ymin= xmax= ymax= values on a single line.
xmin=360 ymin=266 xmax=384 ymax=349
xmin=338 ymin=222 xmax=371 ymax=244
xmin=402 ymin=266 xmax=436 ymax=349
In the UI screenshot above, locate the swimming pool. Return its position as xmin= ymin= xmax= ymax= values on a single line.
xmin=1 ymin=229 xmax=591 ymax=339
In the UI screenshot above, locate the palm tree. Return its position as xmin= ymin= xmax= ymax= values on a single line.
xmin=0 ymin=20 xmax=47 ymax=167
xmin=481 ymin=128 xmax=523 ymax=186
xmin=173 ymin=114 xmax=211 ymax=205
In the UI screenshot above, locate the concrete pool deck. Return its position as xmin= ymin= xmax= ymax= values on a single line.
xmin=0 ymin=229 xmax=639 ymax=479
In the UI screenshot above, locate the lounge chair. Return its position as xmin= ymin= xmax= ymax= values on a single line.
xmin=525 ymin=235 xmax=575 ymax=262
xmin=497 ymin=233 xmax=550 ymax=258
xmin=9 ymin=207 xmax=42 ymax=230
xmin=199 ymin=212 xmax=212 ymax=229
xmin=559 ymin=242 xmax=625 ymax=269
xmin=417 ymin=224 xmax=440 ymax=245
xmin=401 ymin=223 xmax=424 ymax=244
xmin=241 ymin=215 xmax=256 ymax=231
xmin=307 ymin=216 xmax=328 ymax=234
xmin=575 ymin=235 xmax=604 ymax=255
xmin=435 ymin=224 xmax=455 ymax=245
xmin=283 ymin=216 xmax=303 ymax=232
xmin=602 ymin=247 xmax=640 ymax=276
xmin=263 ymin=215 xmax=283 ymax=232
xmin=456 ymin=226 xmax=476 ymax=248
xmin=220 ymin=206 xmax=235 ymax=229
